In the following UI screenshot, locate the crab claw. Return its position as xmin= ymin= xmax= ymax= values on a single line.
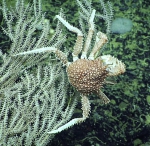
xmin=100 ymin=55 xmax=125 ymax=76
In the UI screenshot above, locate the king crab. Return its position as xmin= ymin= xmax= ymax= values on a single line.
xmin=15 ymin=9 xmax=125 ymax=133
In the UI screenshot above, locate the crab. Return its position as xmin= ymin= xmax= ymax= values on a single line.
xmin=15 ymin=9 xmax=125 ymax=133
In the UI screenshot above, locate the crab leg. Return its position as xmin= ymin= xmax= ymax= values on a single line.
xmin=81 ymin=9 xmax=96 ymax=59
xmin=13 ymin=47 xmax=57 ymax=56
xmin=56 ymin=15 xmax=83 ymax=61
xmin=13 ymin=47 xmax=69 ymax=66
xmin=88 ymin=32 xmax=108 ymax=60
xmin=48 ymin=95 xmax=90 ymax=134
xmin=99 ymin=90 xmax=110 ymax=104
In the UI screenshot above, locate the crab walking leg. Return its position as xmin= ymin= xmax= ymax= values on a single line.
xmin=98 ymin=90 xmax=110 ymax=104
xmin=88 ymin=32 xmax=108 ymax=60
xmin=13 ymin=47 xmax=69 ymax=66
xmin=13 ymin=47 xmax=57 ymax=56
xmin=48 ymin=95 xmax=90 ymax=134
xmin=81 ymin=9 xmax=96 ymax=59
xmin=81 ymin=95 xmax=91 ymax=119
xmin=72 ymin=35 xmax=83 ymax=61
xmin=56 ymin=15 xmax=83 ymax=61
xmin=55 ymin=49 xmax=69 ymax=66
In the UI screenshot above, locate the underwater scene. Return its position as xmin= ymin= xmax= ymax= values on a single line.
xmin=0 ymin=0 xmax=149 ymax=146
xmin=49 ymin=1 xmax=150 ymax=145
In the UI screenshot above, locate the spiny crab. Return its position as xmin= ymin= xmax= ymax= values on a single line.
xmin=15 ymin=9 xmax=125 ymax=133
